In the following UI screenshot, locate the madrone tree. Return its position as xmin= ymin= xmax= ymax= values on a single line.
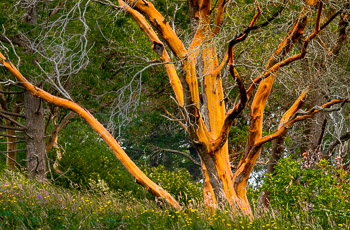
xmin=1 ymin=0 xmax=350 ymax=215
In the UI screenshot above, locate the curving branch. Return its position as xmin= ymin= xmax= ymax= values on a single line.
xmin=100 ymin=0 xmax=212 ymax=157
xmin=150 ymin=144 xmax=201 ymax=166
xmin=211 ymin=3 xmax=285 ymax=79
xmin=325 ymin=132 xmax=350 ymax=160
xmin=247 ymin=2 xmax=347 ymax=98
xmin=255 ymin=98 xmax=350 ymax=147
xmin=95 ymin=0 xmax=184 ymax=106
xmin=0 ymin=52 xmax=180 ymax=209
xmin=46 ymin=111 xmax=76 ymax=154
xmin=212 ymin=0 xmax=227 ymax=35
xmin=125 ymin=0 xmax=188 ymax=60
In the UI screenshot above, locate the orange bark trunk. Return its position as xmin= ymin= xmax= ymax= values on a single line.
xmin=3 ymin=0 xmax=339 ymax=217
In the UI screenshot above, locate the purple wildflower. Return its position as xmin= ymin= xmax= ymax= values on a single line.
xmin=37 ymin=194 xmax=45 ymax=202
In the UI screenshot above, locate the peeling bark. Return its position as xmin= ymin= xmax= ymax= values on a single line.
xmin=2 ymin=0 xmax=349 ymax=216
xmin=0 ymin=52 xmax=180 ymax=208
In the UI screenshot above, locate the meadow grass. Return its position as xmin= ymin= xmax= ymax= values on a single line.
xmin=0 ymin=169 xmax=348 ymax=230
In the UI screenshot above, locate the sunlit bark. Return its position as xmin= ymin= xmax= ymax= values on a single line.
xmin=2 ymin=0 xmax=349 ymax=216
xmin=0 ymin=52 xmax=180 ymax=209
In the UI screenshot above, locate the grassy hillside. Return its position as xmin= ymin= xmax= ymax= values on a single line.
xmin=0 ymin=169 xmax=348 ymax=229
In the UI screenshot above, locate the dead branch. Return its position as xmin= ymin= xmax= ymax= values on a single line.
xmin=0 ymin=112 xmax=26 ymax=128
xmin=0 ymin=152 xmax=25 ymax=169
xmin=0 ymin=133 xmax=25 ymax=139
xmin=0 ymin=149 xmax=26 ymax=153
xmin=0 ymin=125 xmax=25 ymax=131
xmin=0 ymin=140 xmax=26 ymax=144
xmin=325 ymin=132 xmax=350 ymax=160
xmin=0 ymin=90 xmax=24 ymax=94
xmin=47 ymin=0 xmax=65 ymax=20
xmin=0 ymin=110 xmax=25 ymax=118
xmin=46 ymin=111 xmax=75 ymax=153
xmin=150 ymin=144 xmax=200 ymax=166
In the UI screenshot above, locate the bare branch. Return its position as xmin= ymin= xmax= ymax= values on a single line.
xmin=0 ymin=133 xmax=25 ymax=139
xmin=0 ymin=112 xmax=26 ymax=128
xmin=255 ymin=98 xmax=350 ymax=147
xmin=46 ymin=111 xmax=76 ymax=154
xmin=325 ymin=132 xmax=350 ymax=160
xmin=0 ymin=50 xmax=180 ymax=209
xmin=0 ymin=110 xmax=25 ymax=118
xmin=0 ymin=125 xmax=25 ymax=131
xmin=0 ymin=152 xmax=25 ymax=169
xmin=150 ymin=144 xmax=200 ymax=166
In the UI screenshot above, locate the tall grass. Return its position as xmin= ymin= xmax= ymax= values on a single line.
xmin=0 ymin=169 xmax=348 ymax=229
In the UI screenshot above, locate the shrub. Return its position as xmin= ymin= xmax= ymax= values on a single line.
xmin=52 ymin=120 xmax=141 ymax=196
xmin=142 ymin=165 xmax=202 ymax=203
xmin=53 ymin=120 xmax=202 ymax=202
xmin=263 ymin=157 xmax=350 ymax=225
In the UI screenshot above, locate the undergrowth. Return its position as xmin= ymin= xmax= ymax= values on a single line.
xmin=0 ymin=169 xmax=349 ymax=229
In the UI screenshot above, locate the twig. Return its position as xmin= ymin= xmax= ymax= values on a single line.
xmin=325 ymin=132 xmax=350 ymax=160
xmin=0 ymin=110 xmax=25 ymax=118
xmin=0 ymin=90 xmax=24 ymax=94
xmin=0 ymin=125 xmax=25 ymax=131
xmin=0 ymin=149 xmax=26 ymax=153
xmin=150 ymin=144 xmax=200 ymax=166
xmin=0 ymin=112 xmax=26 ymax=128
xmin=0 ymin=133 xmax=25 ymax=139
xmin=0 ymin=153 xmax=25 ymax=169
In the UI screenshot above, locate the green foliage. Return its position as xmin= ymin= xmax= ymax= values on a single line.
xmin=229 ymin=125 xmax=249 ymax=146
xmin=1 ymin=169 xmax=349 ymax=229
xmin=53 ymin=119 xmax=141 ymax=196
xmin=263 ymin=157 xmax=350 ymax=226
xmin=53 ymin=119 xmax=201 ymax=202
xmin=141 ymin=165 xmax=202 ymax=203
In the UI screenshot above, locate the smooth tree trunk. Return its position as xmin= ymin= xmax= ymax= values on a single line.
xmin=24 ymin=91 xmax=47 ymax=182
xmin=0 ymin=52 xmax=180 ymax=208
